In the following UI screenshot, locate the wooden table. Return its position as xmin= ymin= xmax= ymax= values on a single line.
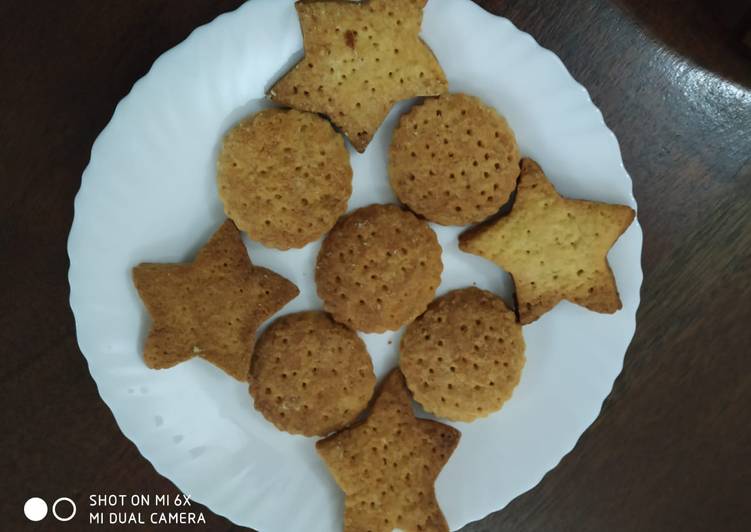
xmin=2 ymin=1 xmax=749 ymax=531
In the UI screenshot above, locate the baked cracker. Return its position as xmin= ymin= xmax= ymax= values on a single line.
xmin=459 ymin=159 xmax=635 ymax=324
xmin=217 ymin=109 xmax=352 ymax=250
xmin=315 ymin=204 xmax=443 ymax=333
xmin=390 ymin=93 xmax=520 ymax=225
xmin=269 ymin=0 xmax=447 ymax=153
xmin=317 ymin=369 xmax=460 ymax=532
xmin=400 ymin=287 xmax=526 ymax=422
xmin=133 ymin=220 xmax=299 ymax=380
xmin=250 ymin=311 xmax=376 ymax=437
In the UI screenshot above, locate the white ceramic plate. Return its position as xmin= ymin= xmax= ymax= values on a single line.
xmin=68 ymin=0 xmax=643 ymax=530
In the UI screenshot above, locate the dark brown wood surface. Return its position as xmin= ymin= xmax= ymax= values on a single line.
xmin=1 ymin=0 xmax=749 ymax=531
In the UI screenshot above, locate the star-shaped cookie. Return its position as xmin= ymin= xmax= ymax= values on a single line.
xmin=316 ymin=369 xmax=460 ymax=532
xmin=460 ymin=159 xmax=635 ymax=324
xmin=133 ymin=220 xmax=299 ymax=380
xmin=269 ymin=0 xmax=447 ymax=152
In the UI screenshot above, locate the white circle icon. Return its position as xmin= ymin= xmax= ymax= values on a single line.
xmin=52 ymin=497 xmax=77 ymax=522
xmin=24 ymin=497 xmax=48 ymax=521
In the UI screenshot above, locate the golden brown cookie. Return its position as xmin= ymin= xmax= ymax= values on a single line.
xmin=269 ymin=0 xmax=447 ymax=153
xmin=400 ymin=287 xmax=526 ymax=422
xmin=132 ymin=220 xmax=299 ymax=381
xmin=459 ymin=159 xmax=636 ymax=324
xmin=249 ymin=311 xmax=376 ymax=437
xmin=317 ymin=369 xmax=460 ymax=532
xmin=217 ymin=108 xmax=352 ymax=250
xmin=389 ymin=93 xmax=521 ymax=225
xmin=315 ymin=204 xmax=443 ymax=333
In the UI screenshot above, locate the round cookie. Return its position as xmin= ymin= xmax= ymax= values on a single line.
xmin=399 ymin=287 xmax=525 ymax=422
xmin=249 ymin=311 xmax=375 ymax=437
xmin=217 ymin=108 xmax=352 ymax=250
xmin=389 ymin=93 xmax=520 ymax=226
xmin=316 ymin=204 xmax=443 ymax=333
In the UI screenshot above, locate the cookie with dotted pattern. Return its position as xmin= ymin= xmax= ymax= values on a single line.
xmin=217 ymin=108 xmax=352 ymax=250
xmin=400 ymin=287 xmax=525 ymax=422
xmin=250 ymin=311 xmax=376 ymax=437
xmin=390 ymin=93 xmax=520 ymax=226
xmin=315 ymin=204 xmax=443 ymax=333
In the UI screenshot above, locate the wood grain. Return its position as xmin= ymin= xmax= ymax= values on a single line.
xmin=1 ymin=1 xmax=749 ymax=531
